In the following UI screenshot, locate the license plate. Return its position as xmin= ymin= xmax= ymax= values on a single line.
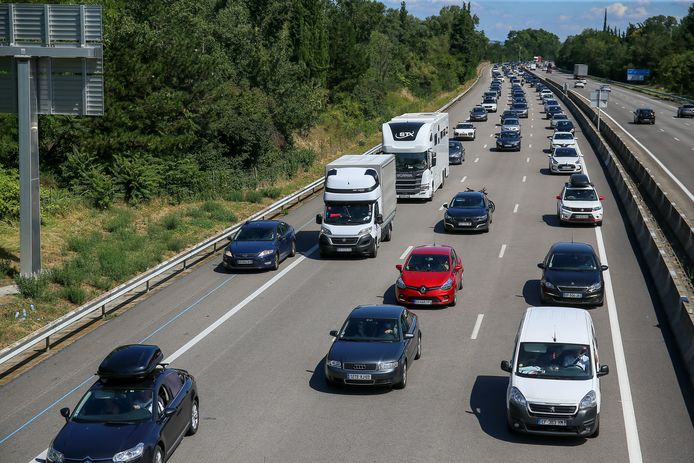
xmin=562 ymin=292 xmax=583 ymax=298
xmin=574 ymin=214 xmax=590 ymax=219
xmin=347 ymin=373 xmax=372 ymax=380
xmin=458 ymin=221 xmax=472 ymax=226
xmin=236 ymin=259 xmax=253 ymax=264
xmin=336 ymin=248 xmax=351 ymax=252
xmin=400 ymin=195 xmax=410 ymax=198
xmin=413 ymin=299 xmax=433 ymax=305
xmin=537 ymin=418 xmax=567 ymax=426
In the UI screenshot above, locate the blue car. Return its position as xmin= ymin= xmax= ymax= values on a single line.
xmin=223 ymin=220 xmax=296 ymax=271
xmin=47 ymin=345 xmax=199 ymax=463
xmin=325 ymin=305 xmax=422 ymax=389
xmin=443 ymin=189 xmax=496 ymax=232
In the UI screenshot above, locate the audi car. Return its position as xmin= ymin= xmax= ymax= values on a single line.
xmin=395 ymin=246 xmax=464 ymax=306
xmin=538 ymin=242 xmax=607 ymax=306
xmin=556 ymin=174 xmax=604 ymax=226
xmin=223 ymin=220 xmax=296 ymax=271
xmin=47 ymin=345 xmax=199 ymax=463
xmin=325 ymin=305 xmax=421 ymax=388
xmin=443 ymin=190 xmax=495 ymax=232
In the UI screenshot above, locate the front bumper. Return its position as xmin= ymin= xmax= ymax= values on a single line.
xmin=325 ymin=364 xmax=402 ymax=386
xmin=497 ymin=142 xmax=521 ymax=151
xmin=550 ymin=163 xmax=582 ymax=173
xmin=396 ymin=286 xmax=455 ymax=306
xmin=444 ymin=215 xmax=489 ymax=231
xmin=449 ymin=154 xmax=463 ymax=164
xmin=559 ymin=209 xmax=602 ymax=224
xmin=540 ymin=285 xmax=604 ymax=305
xmin=455 ymin=132 xmax=475 ymax=140
xmin=508 ymin=402 xmax=598 ymax=437
xmin=319 ymin=233 xmax=373 ymax=256
xmin=222 ymin=253 xmax=276 ymax=269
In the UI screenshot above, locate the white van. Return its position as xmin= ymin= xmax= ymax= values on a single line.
xmin=500 ymin=306 xmax=609 ymax=437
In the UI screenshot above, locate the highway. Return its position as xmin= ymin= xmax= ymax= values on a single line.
xmin=550 ymin=70 xmax=694 ymax=204
xmin=1 ymin=69 xmax=693 ymax=463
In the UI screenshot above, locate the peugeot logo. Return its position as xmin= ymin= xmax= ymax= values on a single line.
xmin=419 ymin=286 xmax=427 ymax=294
xmin=353 ymin=364 xmax=366 ymax=370
xmin=550 ymin=406 xmax=556 ymax=413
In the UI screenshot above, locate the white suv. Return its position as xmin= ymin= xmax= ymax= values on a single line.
xmin=548 ymin=146 xmax=582 ymax=174
xmin=454 ymin=122 xmax=476 ymax=140
xmin=501 ymin=306 xmax=609 ymax=437
xmin=556 ymin=174 xmax=604 ymax=225
xmin=548 ymin=132 xmax=577 ymax=151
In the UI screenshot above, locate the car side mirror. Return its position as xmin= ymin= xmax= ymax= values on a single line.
xmin=599 ymin=195 xmax=605 ymax=201
xmin=375 ymin=214 xmax=384 ymax=225
xmin=454 ymin=265 xmax=462 ymax=272
xmin=598 ymin=364 xmax=610 ymax=377
xmin=537 ymin=262 xmax=545 ymax=269
xmin=329 ymin=330 xmax=338 ymax=337
xmin=395 ymin=264 xmax=403 ymax=272
xmin=315 ymin=214 xmax=322 ymax=224
xmin=601 ymin=265 xmax=609 ymax=271
xmin=164 ymin=407 xmax=177 ymax=418
xmin=443 ymin=203 xmax=448 ymax=209
xmin=547 ymin=154 xmax=551 ymax=157
xmin=556 ymin=195 xmax=561 ymax=200
xmin=60 ymin=407 xmax=70 ymax=422
xmin=500 ymin=360 xmax=512 ymax=373
xmin=227 ymin=236 xmax=233 ymax=241
xmin=404 ymin=333 xmax=415 ymax=339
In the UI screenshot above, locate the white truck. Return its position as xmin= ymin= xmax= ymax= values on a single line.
xmin=316 ymin=154 xmax=396 ymax=258
xmin=381 ymin=112 xmax=449 ymax=200
xmin=574 ymin=64 xmax=588 ymax=79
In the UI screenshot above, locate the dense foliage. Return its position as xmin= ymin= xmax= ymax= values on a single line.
xmin=0 ymin=0 xmax=487 ymax=217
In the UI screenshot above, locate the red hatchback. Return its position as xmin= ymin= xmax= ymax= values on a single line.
xmin=395 ymin=246 xmax=464 ymax=307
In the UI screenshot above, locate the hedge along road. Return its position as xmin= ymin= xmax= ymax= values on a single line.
xmin=2 ymin=69 xmax=693 ymax=463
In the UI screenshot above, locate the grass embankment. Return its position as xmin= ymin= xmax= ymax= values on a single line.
xmin=0 ymin=69 xmax=482 ymax=349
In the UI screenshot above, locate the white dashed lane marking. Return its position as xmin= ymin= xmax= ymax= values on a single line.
xmin=674 ymin=137 xmax=680 ymax=142
xmin=526 ymin=157 xmax=530 ymax=163
xmin=522 ymin=175 xmax=527 ymax=183
xmin=659 ymin=128 xmax=665 ymax=132
xmin=470 ymin=314 xmax=484 ymax=340
xmin=513 ymin=204 xmax=519 ymax=213
xmin=483 ymin=144 xmax=488 ymax=149
xmin=474 ymin=158 xmax=479 ymax=163
xmin=461 ymin=175 xmax=467 ymax=183
xmin=498 ymin=244 xmax=507 ymax=258
xmin=399 ymin=246 xmax=413 ymax=260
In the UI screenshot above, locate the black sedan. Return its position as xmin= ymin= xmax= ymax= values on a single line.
xmin=443 ymin=189 xmax=495 ymax=232
xmin=496 ymin=130 xmax=522 ymax=151
xmin=325 ymin=305 xmax=421 ymax=389
xmin=538 ymin=242 xmax=607 ymax=307
xmin=449 ymin=140 xmax=465 ymax=164
xmin=47 ymin=345 xmax=198 ymax=463
xmin=469 ymin=105 xmax=488 ymax=122
xmin=223 ymin=220 xmax=296 ymax=271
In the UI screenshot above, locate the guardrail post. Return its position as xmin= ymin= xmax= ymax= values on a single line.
xmin=145 ymin=280 xmax=150 ymax=293
xmin=45 ymin=336 xmax=50 ymax=351
xmin=183 ymin=259 xmax=187 ymax=270
xmin=213 ymin=242 xmax=217 ymax=252
xmin=101 ymin=304 xmax=106 ymax=319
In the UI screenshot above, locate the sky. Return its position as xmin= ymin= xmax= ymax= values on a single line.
xmin=382 ymin=0 xmax=692 ymax=42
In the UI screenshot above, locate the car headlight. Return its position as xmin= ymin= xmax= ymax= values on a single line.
xmin=592 ymin=206 xmax=602 ymax=211
xmin=444 ymin=212 xmax=451 ymax=220
xmin=113 ymin=443 xmax=144 ymax=463
xmin=575 ymin=159 xmax=582 ymax=165
xmin=587 ymin=281 xmax=603 ymax=292
xmin=579 ymin=390 xmax=597 ymax=410
xmin=47 ymin=446 xmax=64 ymax=463
xmin=257 ymin=249 xmax=274 ymax=258
xmin=379 ymin=360 xmax=399 ymax=370
xmin=542 ymin=280 xmax=555 ymax=289
xmin=396 ymin=277 xmax=406 ymax=289
xmin=320 ymin=226 xmax=331 ymax=235
xmin=326 ymin=359 xmax=342 ymax=369
xmin=224 ymin=249 xmax=233 ymax=257
xmin=509 ymin=386 xmax=527 ymax=407
xmin=440 ymin=278 xmax=454 ymax=290
xmin=357 ymin=226 xmax=372 ymax=236
xmin=475 ymin=215 xmax=488 ymax=221
xmin=551 ymin=158 xmax=558 ymax=164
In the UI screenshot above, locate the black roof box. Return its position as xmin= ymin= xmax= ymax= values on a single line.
xmin=98 ymin=344 xmax=164 ymax=380
xmin=569 ymin=173 xmax=591 ymax=187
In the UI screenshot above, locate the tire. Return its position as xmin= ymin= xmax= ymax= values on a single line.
xmin=382 ymin=223 xmax=392 ymax=242
xmin=186 ymin=399 xmax=199 ymax=436
xmin=370 ymin=240 xmax=378 ymax=258
xmin=272 ymin=254 xmax=280 ymax=271
xmin=426 ymin=183 xmax=434 ymax=202
xmin=484 ymin=219 xmax=491 ymax=233
xmin=152 ymin=445 xmax=164 ymax=463
xmin=289 ymin=240 xmax=296 ymax=257
xmin=596 ymin=221 xmax=603 ymax=227
xmin=450 ymin=293 xmax=457 ymax=307
xmin=415 ymin=335 xmax=422 ymax=360
xmin=458 ymin=278 xmax=463 ymax=290
xmin=393 ymin=361 xmax=407 ymax=389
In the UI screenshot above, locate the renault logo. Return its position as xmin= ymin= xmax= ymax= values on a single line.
xmin=419 ymin=286 xmax=427 ymax=294
xmin=353 ymin=364 xmax=366 ymax=370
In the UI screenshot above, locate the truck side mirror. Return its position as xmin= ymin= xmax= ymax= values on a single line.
xmin=375 ymin=214 xmax=384 ymax=224
xmin=315 ymin=214 xmax=322 ymax=224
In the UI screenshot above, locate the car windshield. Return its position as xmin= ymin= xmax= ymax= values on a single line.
xmin=451 ymin=195 xmax=484 ymax=208
xmin=391 ymin=151 xmax=427 ymax=171
xmin=235 ymin=225 xmax=275 ymax=241
xmin=483 ymin=98 xmax=495 ymax=103
xmin=457 ymin=123 xmax=473 ymax=129
xmin=547 ymin=252 xmax=598 ymax=271
xmin=72 ymin=388 xmax=154 ymax=423
xmin=405 ymin=253 xmax=451 ymax=272
xmin=555 ymin=133 xmax=573 ymax=140
xmin=512 ymin=105 xmax=526 ymax=110
xmin=553 ymin=114 xmax=568 ymax=120
xmin=500 ymin=131 xmax=519 ymax=139
xmin=339 ymin=317 xmax=400 ymax=342
xmin=564 ymin=188 xmax=598 ymax=201
xmin=516 ymin=343 xmax=592 ymax=379
xmin=323 ymin=203 xmax=372 ymax=225
xmin=505 ymin=119 xmax=520 ymax=125
xmin=557 ymin=122 xmax=573 ymax=129
xmin=472 ymin=108 xmax=485 ymax=114
xmin=553 ymin=148 xmax=578 ymax=157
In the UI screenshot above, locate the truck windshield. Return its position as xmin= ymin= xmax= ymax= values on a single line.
xmin=323 ymin=203 xmax=372 ymax=225
xmin=391 ymin=152 xmax=427 ymax=171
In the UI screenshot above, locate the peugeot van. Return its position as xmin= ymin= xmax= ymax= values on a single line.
xmin=500 ymin=306 xmax=609 ymax=437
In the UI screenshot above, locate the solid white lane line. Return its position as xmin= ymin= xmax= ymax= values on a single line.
xmin=460 ymin=175 xmax=468 ymax=183
xmin=474 ymin=157 xmax=480 ymax=163
xmin=498 ymin=244 xmax=507 ymax=258
xmin=483 ymin=144 xmax=488 ymax=149
xmin=400 ymin=245 xmax=413 ymax=260
xmin=470 ymin=314 xmax=484 ymax=340
xmin=513 ymin=203 xmax=519 ymax=213
xmin=522 ymin=175 xmax=527 ymax=182
xmin=673 ymin=137 xmax=680 ymax=142
xmin=595 ymin=229 xmax=643 ymax=463
xmin=659 ymin=128 xmax=665 ymax=132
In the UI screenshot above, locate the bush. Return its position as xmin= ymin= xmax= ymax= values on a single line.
xmin=62 ymin=151 xmax=118 ymax=209
xmin=14 ymin=273 xmax=50 ymax=300
xmin=202 ymin=201 xmax=237 ymax=222
xmin=166 ymin=236 xmax=186 ymax=252
xmin=51 ymin=263 xmax=88 ymax=288
xmin=161 ymin=213 xmax=182 ymax=231
xmin=0 ymin=168 xmax=19 ymax=221
xmin=61 ymin=285 xmax=87 ymax=305
xmin=105 ymin=209 xmax=134 ymax=233
xmin=245 ymin=190 xmax=263 ymax=203
xmin=222 ymin=190 xmax=244 ymax=202
xmin=261 ymin=187 xmax=282 ymax=199
xmin=0 ymin=259 xmax=17 ymax=278
xmin=112 ymin=153 xmax=162 ymax=205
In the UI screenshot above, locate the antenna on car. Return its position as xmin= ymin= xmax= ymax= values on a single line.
xmin=553 ymin=327 xmax=557 ymax=343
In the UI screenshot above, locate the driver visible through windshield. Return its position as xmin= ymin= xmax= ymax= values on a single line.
xmin=72 ymin=388 xmax=154 ymax=423
xmin=323 ymin=203 xmax=372 ymax=225
xmin=339 ymin=317 xmax=400 ymax=342
xmin=405 ymin=254 xmax=450 ymax=272
xmin=516 ymin=342 xmax=592 ymax=379
xmin=235 ymin=225 xmax=276 ymax=241
xmin=547 ymin=252 xmax=598 ymax=271
xmin=391 ymin=152 xmax=428 ymax=171
xmin=451 ymin=196 xmax=484 ymax=208
xmin=564 ymin=189 xmax=598 ymax=201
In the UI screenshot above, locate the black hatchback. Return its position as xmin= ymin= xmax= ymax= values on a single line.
xmin=633 ymin=108 xmax=655 ymax=124
xmin=47 ymin=345 xmax=199 ymax=463
xmin=537 ymin=242 xmax=607 ymax=307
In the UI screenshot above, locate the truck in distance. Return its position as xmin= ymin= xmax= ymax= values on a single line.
xmin=573 ymin=64 xmax=588 ymax=79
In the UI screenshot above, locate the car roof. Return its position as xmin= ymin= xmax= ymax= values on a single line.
xmin=242 ymin=220 xmax=279 ymax=228
xmin=553 ymin=131 xmax=574 ymax=136
xmin=454 ymin=190 xmax=484 ymax=199
xmin=411 ymin=245 xmax=453 ymax=255
xmin=350 ymin=304 xmax=403 ymax=319
xmin=549 ymin=241 xmax=596 ymax=254
xmin=520 ymin=306 xmax=592 ymax=344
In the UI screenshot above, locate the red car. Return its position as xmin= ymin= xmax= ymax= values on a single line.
xmin=395 ymin=246 xmax=464 ymax=307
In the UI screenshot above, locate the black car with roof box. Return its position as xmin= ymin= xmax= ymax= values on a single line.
xmin=47 ymin=345 xmax=199 ymax=463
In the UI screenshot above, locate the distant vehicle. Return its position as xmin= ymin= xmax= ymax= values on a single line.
xmin=537 ymin=242 xmax=607 ymax=306
xmin=395 ymin=245 xmax=464 ymax=306
xmin=548 ymin=146 xmax=582 ymax=173
xmin=470 ymin=105 xmax=488 ymax=122
xmin=496 ymin=130 xmax=522 ymax=152
xmin=546 ymin=105 xmax=563 ymax=119
xmin=556 ymin=174 xmax=604 ymax=226
xmin=543 ymin=99 xmax=559 ymax=112
xmin=555 ymin=120 xmax=576 ymax=135
xmin=454 ymin=122 xmax=476 ymax=140
xmin=677 ymin=104 xmax=694 ymax=118
xmin=574 ymin=80 xmax=586 ymax=88
xmin=573 ymin=64 xmax=588 ymax=79
xmin=500 ymin=306 xmax=609 ymax=436
xmin=633 ymin=108 xmax=655 ymax=125
xmin=325 ymin=305 xmax=421 ymax=388
xmin=500 ymin=110 xmax=519 ymax=121
xmin=47 ymin=345 xmax=199 ymax=463
xmin=501 ymin=118 xmax=521 ymax=133
xmin=485 ymin=91 xmax=499 ymax=102
xmin=449 ymin=140 xmax=465 ymax=165
xmin=599 ymin=84 xmax=611 ymax=92
xmin=512 ymin=103 xmax=529 ymax=118
xmin=482 ymin=98 xmax=498 ymax=113
xmin=550 ymin=113 xmax=569 ymax=128
xmin=443 ymin=188 xmax=495 ymax=232
xmin=223 ymin=220 xmax=296 ymax=270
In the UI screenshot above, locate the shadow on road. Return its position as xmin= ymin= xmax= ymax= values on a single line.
xmin=522 ymin=279 xmax=542 ymax=307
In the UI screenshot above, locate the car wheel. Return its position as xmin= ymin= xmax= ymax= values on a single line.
xmin=370 ymin=240 xmax=378 ymax=258
xmin=152 ymin=445 xmax=164 ymax=463
xmin=450 ymin=293 xmax=457 ymax=307
xmin=186 ymin=399 xmax=199 ymax=436
xmin=589 ymin=415 xmax=600 ymax=438
xmin=484 ymin=220 xmax=491 ymax=233
xmin=596 ymin=221 xmax=603 ymax=227
xmin=289 ymin=240 xmax=296 ymax=257
xmin=415 ymin=335 xmax=422 ymax=360
xmin=393 ymin=361 xmax=407 ymax=389
xmin=272 ymin=254 xmax=280 ymax=271
xmin=458 ymin=278 xmax=463 ymax=290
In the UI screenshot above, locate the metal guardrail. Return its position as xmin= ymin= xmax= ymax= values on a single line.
xmin=0 ymin=67 xmax=485 ymax=368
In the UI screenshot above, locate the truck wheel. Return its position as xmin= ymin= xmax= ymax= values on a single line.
xmin=370 ymin=241 xmax=378 ymax=258
xmin=382 ymin=223 xmax=392 ymax=242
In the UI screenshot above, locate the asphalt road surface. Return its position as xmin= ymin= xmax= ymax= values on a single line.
xmin=1 ymin=69 xmax=693 ymax=463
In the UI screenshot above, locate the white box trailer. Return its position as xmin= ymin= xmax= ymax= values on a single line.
xmin=316 ymin=154 xmax=396 ymax=258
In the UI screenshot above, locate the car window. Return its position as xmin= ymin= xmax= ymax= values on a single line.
xmin=157 ymin=385 xmax=171 ymax=416
xmin=72 ymin=388 xmax=154 ymax=423
xmin=235 ymin=225 xmax=275 ymax=241
xmin=547 ymin=252 xmax=598 ymax=271
xmin=405 ymin=254 xmax=450 ymax=272
xmin=339 ymin=317 xmax=399 ymax=342
xmin=564 ymin=188 xmax=598 ymax=201
xmin=401 ymin=313 xmax=411 ymax=333
xmin=163 ymin=371 xmax=184 ymax=399
xmin=555 ymin=133 xmax=573 ymax=140
xmin=451 ymin=195 xmax=484 ymax=208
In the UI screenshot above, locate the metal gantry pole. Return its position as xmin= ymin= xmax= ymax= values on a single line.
xmin=16 ymin=58 xmax=42 ymax=276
